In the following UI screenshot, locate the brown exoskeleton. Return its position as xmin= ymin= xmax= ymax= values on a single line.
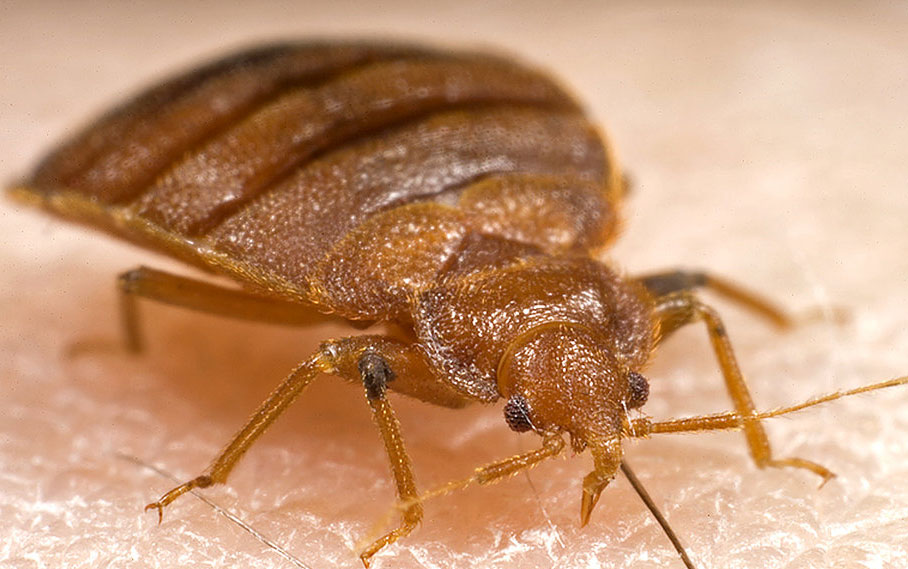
xmin=9 ymin=41 xmax=906 ymax=567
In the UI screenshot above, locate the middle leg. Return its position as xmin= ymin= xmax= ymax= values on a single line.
xmin=637 ymin=268 xmax=793 ymax=330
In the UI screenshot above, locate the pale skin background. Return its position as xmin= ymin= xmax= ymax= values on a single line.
xmin=2 ymin=1 xmax=908 ymax=568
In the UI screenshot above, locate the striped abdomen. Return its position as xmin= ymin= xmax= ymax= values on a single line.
xmin=19 ymin=41 xmax=622 ymax=319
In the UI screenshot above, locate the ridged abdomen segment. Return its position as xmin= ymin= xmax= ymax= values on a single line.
xmin=133 ymin=58 xmax=582 ymax=236
xmin=23 ymin=42 xmax=622 ymax=313
xmin=206 ymin=107 xmax=607 ymax=290
xmin=30 ymin=42 xmax=441 ymax=202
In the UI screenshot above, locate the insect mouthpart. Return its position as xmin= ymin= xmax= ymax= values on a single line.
xmin=580 ymin=434 xmax=624 ymax=526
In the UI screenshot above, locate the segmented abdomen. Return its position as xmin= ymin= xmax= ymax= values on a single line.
xmin=22 ymin=42 xmax=621 ymax=313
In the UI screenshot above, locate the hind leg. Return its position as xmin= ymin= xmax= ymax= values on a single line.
xmin=116 ymin=266 xmax=336 ymax=352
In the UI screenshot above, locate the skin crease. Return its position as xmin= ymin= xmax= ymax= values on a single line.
xmin=3 ymin=2 xmax=908 ymax=569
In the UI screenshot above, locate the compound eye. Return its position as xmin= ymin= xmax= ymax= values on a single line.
xmin=504 ymin=394 xmax=534 ymax=432
xmin=627 ymin=371 xmax=650 ymax=409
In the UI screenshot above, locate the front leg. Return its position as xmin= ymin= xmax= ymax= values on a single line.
xmin=145 ymin=334 xmax=449 ymax=567
xmin=651 ymin=292 xmax=834 ymax=483
xmin=318 ymin=337 xmax=429 ymax=567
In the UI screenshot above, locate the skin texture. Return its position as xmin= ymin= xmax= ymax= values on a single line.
xmin=3 ymin=2 xmax=908 ymax=569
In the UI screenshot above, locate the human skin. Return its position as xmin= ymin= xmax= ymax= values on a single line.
xmin=2 ymin=2 xmax=908 ymax=569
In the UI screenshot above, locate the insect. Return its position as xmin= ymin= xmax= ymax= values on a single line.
xmin=9 ymin=40 xmax=906 ymax=567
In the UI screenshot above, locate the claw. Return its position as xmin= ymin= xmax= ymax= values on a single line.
xmin=144 ymin=501 xmax=164 ymax=524
xmin=142 ymin=475 xmax=212 ymax=522
xmin=817 ymin=472 xmax=836 ymax=490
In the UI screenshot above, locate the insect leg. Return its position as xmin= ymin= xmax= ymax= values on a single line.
xmin=651 ymin=291 xmax=834 ymax=482
xmin=406 ymin=434 xmax=566 ymax=512
xmin=473 ymin=433 xmax=566 ymax=485
xmin=316 ymin=336 xmax=438 ymax=567
xmin=146 ymin=332 xmax=468 ymax=564
xmin=355 ymin=352 xmax=420 ymax=567
xmin=145 ymin=352 xmax=328 ymax=518
xmin=117 ymin=266 xmax=336 ymax=351
xmin=637 ymin=269 xmax=792 ymax=330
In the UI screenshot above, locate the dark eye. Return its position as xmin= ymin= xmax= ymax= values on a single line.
xmin=627 ymin=371 xmax=649 ymax=409
xmin=504 ymin=395 xmax=534 ymax=432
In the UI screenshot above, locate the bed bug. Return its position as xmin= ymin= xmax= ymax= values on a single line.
xmin=9 ymin=40 xmax=906 ymax=568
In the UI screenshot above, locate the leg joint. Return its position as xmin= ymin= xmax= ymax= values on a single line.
xmin=358 ymin=351 xmax=395 ymax=400
xmin=639 ymin=269 xmax=708 ymax=298
xmin=117 ymin=266 xmax=148 ymax=292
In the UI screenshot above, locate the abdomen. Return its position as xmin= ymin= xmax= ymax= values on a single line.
xmin=16 ymin=41 xmax=622 ymax=318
